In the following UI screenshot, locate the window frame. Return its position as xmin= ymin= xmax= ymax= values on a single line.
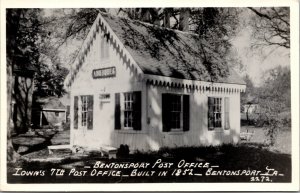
xmin=169 ymin=94 xmax=184 ymax=131
xmin=119 ymin=92 xmax=141 ymax=131
xmin=81 ymin=95 xmax=88 ymax=127
xmin=162 ymin=93 xmax=185 ymax=132
xmin=122 ymin=92 xmax=134 ymax=129
xmin=213 ymin=97 xmax=222 ymax=128
xmin=208 ymin=96 xmax=230 ymax=131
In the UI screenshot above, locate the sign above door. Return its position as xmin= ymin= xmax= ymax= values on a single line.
xmin=92 ymin=67 xmax=116 ymax=79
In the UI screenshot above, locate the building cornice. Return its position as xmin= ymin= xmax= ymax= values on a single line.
xmin=144 ymin=74 xmax=246 ymax=93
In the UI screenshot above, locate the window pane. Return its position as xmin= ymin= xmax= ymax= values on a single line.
xmin=208 ymin=97 xmax=222 ymax=128
xmin=81 ymin=96 xmax=88 ymax=127
xmin=124 ymin=92 xmax=135 ymax=128
xmin=169 ymin=95 xmax=182 ymax=129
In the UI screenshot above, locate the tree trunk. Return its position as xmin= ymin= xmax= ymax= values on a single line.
xmin=141 ymin=9 xmax=151 ymax=22
xmin=150 ymin=9 xmax=160 ymax=26
xmin=7 ymin=59 xmax=20 ymax=163
xmin=163 ymin=8 xmax=172 ymax=28
xmin=179 ymin=8 xmax=190 ymax=31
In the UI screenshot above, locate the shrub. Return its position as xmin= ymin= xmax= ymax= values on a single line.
xmin=116 ymin=144 xmax=129 ymax=158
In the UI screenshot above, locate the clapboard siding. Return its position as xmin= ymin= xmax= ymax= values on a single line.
xmin=109 ymin=84 xmax=240 ymax=151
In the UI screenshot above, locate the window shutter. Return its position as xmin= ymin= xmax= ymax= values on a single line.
xmin=162 ymin=93 xmax=171 ymax=132
xmin=225 ymin=97 xmax=230 ymax=130
xmin=115 ymin=93 xmax=121 ymax=130
xmin=87 ymin=95 xmax=94 ymax=130
xmin=208 ymin=97 xmax=214 ymax=130
xmin=183 ymin=95 xmax=190 ymax=131
xmin=74 ymin=96 xmax=78 ymax=129
xmin=133 ymin=91 xmax=142 ymax=130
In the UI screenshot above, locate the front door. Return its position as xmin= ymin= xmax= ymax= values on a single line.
xmin=76 ymin=95 xmax=93 ymax=146
xmin=98 ymin=93 xmax=112 ymax=145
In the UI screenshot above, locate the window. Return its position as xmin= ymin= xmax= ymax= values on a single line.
xmin=81 ymin=96 xmax=88 ymax=127
xmin=74 ymin=95 xmax=93 ymax=130
xmin=208 ymin=97 xmax=230 ymax=130
xmin=162 ymin=94 xmax=189 ymax=132
xmin=124 ymin=93 xmax=134 ymax=128
xmin=100 ymin=35 xmax=109 ymax=60
xmin=170 ymin=95 xmax=182 ymax=130
xmin=115 ymin=92 xmax=141 ymax=130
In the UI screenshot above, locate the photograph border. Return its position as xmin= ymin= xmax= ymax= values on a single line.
xmin=0 ymin=0 xmax=299 ymax=191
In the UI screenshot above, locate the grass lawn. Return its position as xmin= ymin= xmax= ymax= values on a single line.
xmin=50 ymin=129 xmax=70 ymax=145
xmin=241 ymin=126 xmax=291 ymax=154
xmin=7 ymin=126 xmax=291 ymax=183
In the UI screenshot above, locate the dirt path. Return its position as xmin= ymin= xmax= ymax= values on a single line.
xmin=51 ymin=129 xmax=70 ymax=145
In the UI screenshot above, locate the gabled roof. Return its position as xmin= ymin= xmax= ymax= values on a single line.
xmin=65 ymin=12 xmax=245 ymax=87
xmin=101 ymin=13 xmax=245 ymax=85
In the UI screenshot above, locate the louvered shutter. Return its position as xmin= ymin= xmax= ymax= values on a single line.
xmin=162 ymin=93 xmax=171 ymax=132
xmin=225 ymin=97 xmax=230 ymax=130
xmin=115 ymin=93 xmax=121 ymax=130
xmin=208 ymin=97 xmax=214 ymax=130
xmin=183 ymin=95 xmax=190 ymax=131
xmin=87 ymin=95 xmax=93 ymax=130
xmin=133 ymin=91 xmax=142 ymax=130
xmin=74 ymin=96 xmax=78 ymax=129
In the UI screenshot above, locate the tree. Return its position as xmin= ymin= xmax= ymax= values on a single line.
xmin=51 ymin=8 xmax=241 ymax=81
xmin=33 ymin=62 xmax=69 ymax=97
xmin=6 ymin=9 xmax=70 ymax=162
xmin=6 ymin=9 xmax=41 ymax=162
xmin=6 ymin=9 xmax=21 ymax=163
xmin=240 ymin=75 xmax=256 ymax=124
xmin=189 ymin=8 xmax=241 ymax=80
xmin=248 ymin=7 xmax=290 ymax=49
xmin=256 ymin=66 xmax=291 ymax=145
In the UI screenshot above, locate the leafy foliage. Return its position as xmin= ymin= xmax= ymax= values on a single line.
xmin=56 ymin=8 xmax=241 ymax=81
xmin=34 ymin=63 xmax=68 ymax=97
xmin=7 ymin=9 xmax=69 ymax=98
xmin=6 ymin=9 xmax=40 ymax=72
xmin=240 ymin=75 xmax=257 ymax=124
xmin=241 ymin=75 xmax=255 ymax=105
xmin=256 ymin=66 xmax=291 ymax=145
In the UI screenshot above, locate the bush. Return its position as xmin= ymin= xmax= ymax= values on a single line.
xmin=116 ymin=144 xmax=129 ymax=158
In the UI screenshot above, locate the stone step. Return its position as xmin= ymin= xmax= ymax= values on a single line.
xmin=100 ymin=146 xmax=117 ymax=159
xmin=48 ymin=144 xmax=71 ymax=154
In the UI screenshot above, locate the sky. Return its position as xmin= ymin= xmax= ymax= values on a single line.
xmin=231 ymin=9 xmax=290 ymax=86
xmin=43 ymin=8 xmax=290 ymax=87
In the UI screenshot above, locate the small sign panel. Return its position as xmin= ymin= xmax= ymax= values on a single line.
xmin=99 ymin=94 xmax=110 ymax=100
xmin=92 ymin=67 xmax=116 ymax=79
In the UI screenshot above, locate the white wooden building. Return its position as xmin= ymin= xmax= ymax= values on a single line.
xmin=64 ymin=12 xmax=246 ymax=151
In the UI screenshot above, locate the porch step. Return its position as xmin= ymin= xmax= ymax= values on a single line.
xmin=100 ymin=146 xmax=118 ymax=159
